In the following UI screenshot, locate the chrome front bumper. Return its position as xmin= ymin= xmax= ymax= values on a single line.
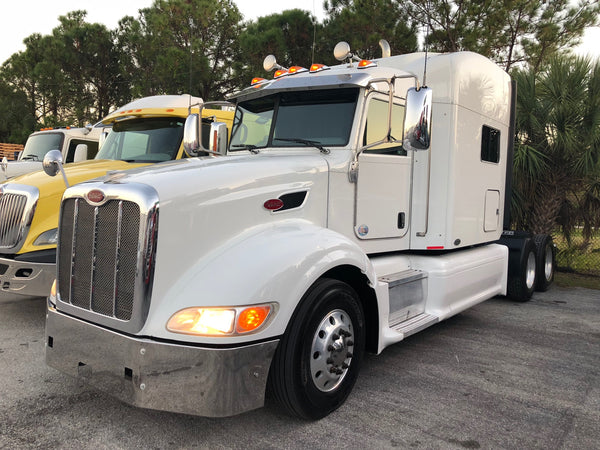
xmin=45 ymin=307 xmax=279 ymax=417
xmin=0 ymin=257 xmax=55 ymax=297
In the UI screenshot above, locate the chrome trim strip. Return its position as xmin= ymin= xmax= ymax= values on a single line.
xmin=113 ymin=200 xmax=123 ymax=316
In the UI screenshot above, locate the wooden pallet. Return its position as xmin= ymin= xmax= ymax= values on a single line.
xmin=0 ymin=143 xmax=24 ymax=161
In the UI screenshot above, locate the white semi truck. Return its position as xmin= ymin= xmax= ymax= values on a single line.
xmin=0 ymin=125 xmax=104 ymax=181
xmin=45 ymin=42 xmax=554 ymax=419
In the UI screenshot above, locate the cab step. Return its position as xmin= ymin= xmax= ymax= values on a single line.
xmin=390 ymin=313 xmax=438 ymax=338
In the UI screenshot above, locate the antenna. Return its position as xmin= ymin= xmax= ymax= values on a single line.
xmin=311 ymin=0 xmax=317 ymax=64
xmin=422 ymin=2 xmax=430 ymax=87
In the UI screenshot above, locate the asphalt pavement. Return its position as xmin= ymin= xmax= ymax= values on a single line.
xmin=0 ymin=286 xmax=598 ymax=449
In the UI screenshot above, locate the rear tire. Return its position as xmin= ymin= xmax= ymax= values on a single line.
xmin=507 ymin=238 xmax=537 ymax=302
xmin=268 ymin=278 xmax=365 ymax=420
xmin=533 ymin=234 xmax=555 ymax=292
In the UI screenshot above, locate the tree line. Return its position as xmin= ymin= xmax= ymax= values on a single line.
xmin=0 ymin=0 xmax=598 ymax=236
xmin=1 ymin=0 xmax=597 ymax=143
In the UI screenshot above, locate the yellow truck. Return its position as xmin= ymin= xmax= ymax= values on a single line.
xmin=0 ymin=95 xmax=232 ymax=297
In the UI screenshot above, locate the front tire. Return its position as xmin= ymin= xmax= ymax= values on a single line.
xmin=269 ymin=278 xmax=365 ymax=420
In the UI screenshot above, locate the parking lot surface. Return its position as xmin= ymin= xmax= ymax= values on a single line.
xmin=0 ymin=286 xmax=598 ymax=449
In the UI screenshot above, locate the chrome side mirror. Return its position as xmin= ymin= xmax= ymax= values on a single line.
xmin=43 ymin=150 xmax=63 ymax=177
xmin=183 ymin=114 xmax=202 ymax=156
xmin=43 ymin=149 xmax=70 ymax=187
xmin=209 ymin=122 xmax=228 ymax=156
xmin=403 ymin=87 xmax=433 ymax=151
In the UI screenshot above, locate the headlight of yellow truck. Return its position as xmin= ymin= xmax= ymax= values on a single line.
xmin=34 ymin=228 xmax=58 ymax=246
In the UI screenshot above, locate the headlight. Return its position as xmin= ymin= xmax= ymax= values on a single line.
xmin=34 ymin=228 xmax=58 ymax=246
xmin=167 ymin=304 xmax=274 ymax=336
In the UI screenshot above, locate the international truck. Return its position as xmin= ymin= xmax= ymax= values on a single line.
xmin=0 ymin=94 xmax=232 ymax=298
xmin=0 ymin=124 xmax=104 ymax=182
xmin=45 ymin=42 xmax=555 ymax=420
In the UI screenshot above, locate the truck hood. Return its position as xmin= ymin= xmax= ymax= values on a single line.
xmin=0 ymin=160 xmax=43 ymax=182
xmin=8 ymin=159 xmax=148 ymax=188
xmin=93 ymin=154 xmax=329 ymax=213
xmin=6 ymin=159 xmax=149 ymax=254
xmin=85 ymin=153 xmax=330 ymax=307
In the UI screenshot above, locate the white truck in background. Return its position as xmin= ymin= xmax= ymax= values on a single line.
xmin=45 ymin=41 xmax=555 ymax=420
xmin=0 ymin=124 xmax=105 ymax=181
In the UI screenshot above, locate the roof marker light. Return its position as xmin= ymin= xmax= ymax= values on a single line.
xmin=310 ymin=63 xmax=330 ymax=73
xmin=288 ymin=66 xmax=307 ymax=75
xmin=273 ymin=69 xmax=288 ymax=78
xmin=358 ymin=59 xmax=377 ymax=69
xmin=166 ymin=108 xmax=174 ymax=112
xmin=251 ymin=77 xmax=267 ymax=86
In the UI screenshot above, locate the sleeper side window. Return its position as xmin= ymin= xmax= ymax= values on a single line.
xmin=481 ymin=125 xmax=500 ymax=163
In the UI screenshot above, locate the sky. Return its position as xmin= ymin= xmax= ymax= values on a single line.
xmin=1 ymin=0 xmax=598 ymax=65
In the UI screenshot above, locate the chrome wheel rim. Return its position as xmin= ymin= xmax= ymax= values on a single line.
xmin=526 ymin=251 xmax=536 ymax=289
xmin=544 ymin=243 xmax=554 ymax=280
xmin=309 ymin=309 xmax=354 ymax=393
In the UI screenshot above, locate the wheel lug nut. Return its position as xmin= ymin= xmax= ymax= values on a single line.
xmin=329 ymin=367 xmax=337 ymax=373
xmin=346 ymin=340 xmax=354 ymax=346
xmin=326 ymin=358 xmax=334 ymax=364
xmin=342 ymin=363 xmax=349 ymax=369
xmin=346 ymin=352 xmax=353 ymax=358
xmin=332 ymin=333 xmax=339 ymax=340
xmin=327 ymin=345 xmax=335 ymax=351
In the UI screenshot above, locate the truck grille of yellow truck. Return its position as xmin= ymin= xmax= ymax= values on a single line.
xmin=0 ymin=193 xmax=28 ymax=249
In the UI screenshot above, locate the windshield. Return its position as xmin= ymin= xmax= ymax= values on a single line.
xmin=20 ymin=133 xmax=64 ymax=161
xmin=96 ymin=117 xmax=184 ymax=163
xmin=230 ymin=88 xmax=359 ymax=151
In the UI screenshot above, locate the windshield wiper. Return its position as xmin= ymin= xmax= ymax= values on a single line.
xmin=231 ymin=144 xmax=260 ymax=154
xmin=273 ymin=138 xmax=330 ymax=154
xmin=21 ymin=155 xmax=39 ymax=161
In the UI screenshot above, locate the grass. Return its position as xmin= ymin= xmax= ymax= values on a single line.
xmin=554 ymin=271 xmax=600 ymax=290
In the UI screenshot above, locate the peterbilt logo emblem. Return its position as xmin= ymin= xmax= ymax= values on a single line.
xmin=86 ymin=189 xmax=106 ymax=204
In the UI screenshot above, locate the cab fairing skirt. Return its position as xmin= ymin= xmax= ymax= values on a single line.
xmin=46 ymin=308 xmax=279 ymax=417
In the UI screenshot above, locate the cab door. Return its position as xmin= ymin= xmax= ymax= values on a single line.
xmin=355 ymin=95 xmax=412 ymax=241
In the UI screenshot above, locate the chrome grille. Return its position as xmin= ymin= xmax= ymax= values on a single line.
xmin=58 ymin=198 xmax=141 ymax=321
xmin=0 ymin=193 xmax=29 ymax=249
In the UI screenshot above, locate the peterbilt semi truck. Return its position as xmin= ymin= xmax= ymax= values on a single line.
xmin=0 ymin=95 xmax=232 ymax=297
xmin=45 ymin=42 xmax=554 ymax=420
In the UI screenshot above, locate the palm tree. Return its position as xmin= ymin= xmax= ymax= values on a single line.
xmin=512 ymin=54 xmax=600 ymax=245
